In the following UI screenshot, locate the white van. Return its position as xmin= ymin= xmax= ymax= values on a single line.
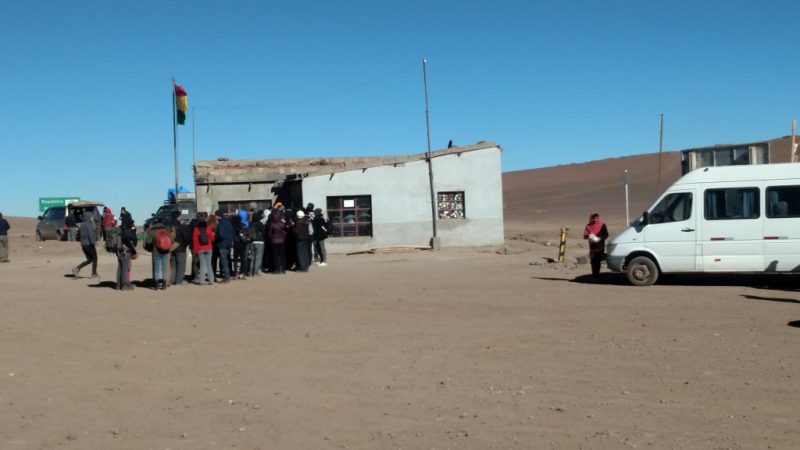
xmin=607 ymin=163 xmax=800 ymax=285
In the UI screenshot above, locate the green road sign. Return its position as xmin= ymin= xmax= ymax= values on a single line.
xmin=39 ymin=197 xmax=80 ymax=214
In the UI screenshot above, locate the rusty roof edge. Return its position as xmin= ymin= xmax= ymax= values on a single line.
xmin=194 ymin=140 xmax=499 ymax=171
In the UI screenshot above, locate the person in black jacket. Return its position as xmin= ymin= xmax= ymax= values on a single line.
xmin=214 ymin=210 xmax=234 ymax=282
xmin=294 ymin=210 xmax=310 ymax=272
xmin=169 ymin=210 xmax=192 ymax=286
xmin=312 ymin=208 xmax=330 ymax=266
xmin=247 ymin=210 xmax=266 ymax=277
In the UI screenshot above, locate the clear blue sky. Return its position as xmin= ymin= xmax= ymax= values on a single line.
xmin=2 ymin=0 xmax=798 ymax=218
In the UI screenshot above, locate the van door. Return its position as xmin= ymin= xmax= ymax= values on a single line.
xmin=700 ymin=186 xmax=763 ymax=271
xmin=763 ymin=184 xmax=800 ymax=271
xmin=643 ymin=189 xmax=698 ymax=272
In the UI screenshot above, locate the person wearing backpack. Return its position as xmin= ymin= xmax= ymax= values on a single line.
xmin=144 ymin=219 xmax=172 ymax=290
xmin=169 ymin=210 xmax=191 ymax=286
xmin=193 ymin=212 xmax=215 ymax=285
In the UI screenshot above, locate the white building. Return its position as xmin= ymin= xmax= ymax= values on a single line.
xmin=193 ymin=141 xmax=504 ymax=253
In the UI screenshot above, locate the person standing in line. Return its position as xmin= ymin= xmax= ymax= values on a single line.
xmin=247 ymin=210 xmax=265 ymax=277
xmin=119 ymin=207 xmax=138 ymax=287
xmin=294 ymin=210 xmax=311 ymax=272
xmin=312 ymin=208 xmax=330 ymax=266
xmin=583 ymin=212 xmax=610 ymax=281
xmin=267 ymin=207 xmax=287 ymax=274
xmin=170 ymin=210 xmax=191 ymax=286
xmin=215 ymin=210 xmax=234 ymax=283
xmin=109 ymin=226 xmax=135 ymax=291
xmin=145 ymin=219 xmax=171 ymax=290
xmin=0 ymin=212 xmax=10 ymax=263
xmin=193 ymin=212 xmax=215 ymax=285
xmin=72 ymin=215 xmax=99 ymax=278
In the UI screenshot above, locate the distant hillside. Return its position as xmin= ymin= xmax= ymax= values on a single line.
xmin=503 ymin=151 xmax=683 ymax=231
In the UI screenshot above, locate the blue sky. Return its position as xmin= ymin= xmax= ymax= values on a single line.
xmin=2 ymin=0 xmax=798 ymax=217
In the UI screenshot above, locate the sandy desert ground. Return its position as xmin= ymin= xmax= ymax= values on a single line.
xmin=2 ymin=155 xmax=799 ymax=449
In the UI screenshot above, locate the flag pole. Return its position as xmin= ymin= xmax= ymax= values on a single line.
xmin=172 ymin=78 xmax=179 ymax=203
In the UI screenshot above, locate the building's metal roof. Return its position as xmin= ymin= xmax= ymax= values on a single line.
xmin=194 ymin=141 xmax=500 ymax=184
xmin=679 ymin=136 xmax=790 ymax=153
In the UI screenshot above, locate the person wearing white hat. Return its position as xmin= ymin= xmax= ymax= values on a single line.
xmin=294 ymin=210 xmax=310 ymax=272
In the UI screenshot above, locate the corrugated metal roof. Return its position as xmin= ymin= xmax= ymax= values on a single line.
xmin=194 ymin=141 xmax=499 ymax=184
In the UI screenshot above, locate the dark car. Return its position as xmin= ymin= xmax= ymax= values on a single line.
xmin=36 ymin=200 xmax=104 ymax=241
xmin=144 ymin=202 xmax=198 ymax=230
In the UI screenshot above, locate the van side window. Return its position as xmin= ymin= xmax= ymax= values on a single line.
xmin=649 ymin=193 xmax=692 ymax=224
xmin=704 ymin=188 xmax=759 ymax=220
xmin=766 ymin=186 xmax=800 ymax=218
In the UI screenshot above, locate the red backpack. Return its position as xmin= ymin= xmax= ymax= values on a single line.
xmin=155 ymin=228 xmax=173 ymax=252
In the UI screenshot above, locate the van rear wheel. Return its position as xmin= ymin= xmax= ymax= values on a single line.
xmin=626 ymin=256 xmax=659 ymax=286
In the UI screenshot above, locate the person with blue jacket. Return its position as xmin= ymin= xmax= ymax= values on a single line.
xmin=214 ymin=210 xmax=235 ymax=282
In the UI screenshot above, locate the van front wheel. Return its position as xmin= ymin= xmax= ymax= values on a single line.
xmin=626 ymin=256 xmax=659 ymax=286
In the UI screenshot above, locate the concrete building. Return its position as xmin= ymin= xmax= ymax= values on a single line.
xmin=193 ymin=141 xmax=504 ymax=253
xmin=680 ymin=135 xmax=796 ymax=174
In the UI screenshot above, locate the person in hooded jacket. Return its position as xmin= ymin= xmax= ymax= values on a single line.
xmin=117 ymin=207 xmax=138 ymax=289
xmin=247 ymin=210 xmax=265 ymax=277
xmin=72 ymin=215 xmax=99 ymax=278
xmin=193 ymin=212 xmax=215 ymax=285
xmin=214 ymin=210 xmax=234 ymax=282
xmin=583 ymin=212 xmax=610 ymax=281
xmin=294 ymin=210 xmax=311 ymax=272
xmin=312 ymin=208 xmax=330 ymax=266
xmin=266 ymin=207 xmax=288 ymax=274
xmin=170 ymin=210 xmax=192 ymax=286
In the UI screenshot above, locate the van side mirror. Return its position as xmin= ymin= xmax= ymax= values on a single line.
xmin=641 ymin=211 xmax=649 ymax=226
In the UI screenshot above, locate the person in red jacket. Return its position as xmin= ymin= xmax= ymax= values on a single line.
xmin=192 ymin=212 xmax=215 ymax=285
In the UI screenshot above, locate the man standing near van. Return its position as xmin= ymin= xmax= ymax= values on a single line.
xmin=0 ymin=212 xmax=10 ymax=263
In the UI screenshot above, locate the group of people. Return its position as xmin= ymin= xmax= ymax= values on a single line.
xmin=78 ymin=202 xmax=332 ymax=291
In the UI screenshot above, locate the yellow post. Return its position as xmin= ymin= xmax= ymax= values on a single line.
xmin=558 ymin=226 xmax=568 ymax=262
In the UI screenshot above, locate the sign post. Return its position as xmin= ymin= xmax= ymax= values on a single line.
xmin=622 ymin=170 xmax=630 ymax=225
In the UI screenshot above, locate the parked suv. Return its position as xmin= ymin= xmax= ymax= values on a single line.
xmin=144 ymin=201 xmax=198 ymax=230
xmin=36 ymin=200 xmax=104 ymax=241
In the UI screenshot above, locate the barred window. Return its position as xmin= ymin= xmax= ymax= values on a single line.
xmin=327 ymin=196 xmax=372 ymax=237
xmin=438 ymin=191 xmax=465 ymax=219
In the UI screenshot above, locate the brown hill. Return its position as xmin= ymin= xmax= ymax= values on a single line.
xmin=503 ymin=151 xmax=683 ymax=235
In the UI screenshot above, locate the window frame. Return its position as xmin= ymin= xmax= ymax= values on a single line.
xmin=703 ymin=187 xmax=760 ymax=221
xmin=765 ymin=185 xmax=800 ymax=219
xmin=326 ymin=195 xmax=372 ymax=238
xmin=437 ymin=191 xmax=466 ymax=219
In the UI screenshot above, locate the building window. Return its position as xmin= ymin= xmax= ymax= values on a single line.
xmin=704 ymin=188 xmax=759 ymax=220
xmin=218 ymin=200 xmax=272 ymax=218
xmin=766 ymin=186 xmax=800 ymax=218
xmin=327 ymin=196 xmax=372 ymax=237
xmin=437 ymin=191 xmax=465 ymax=219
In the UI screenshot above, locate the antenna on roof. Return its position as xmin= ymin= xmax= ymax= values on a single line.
xmin=657 ymin=113 xmax=665 ymax=194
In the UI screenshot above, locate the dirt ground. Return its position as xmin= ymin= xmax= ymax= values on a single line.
xmin=1 ymin=217 xmax=798 ymax=449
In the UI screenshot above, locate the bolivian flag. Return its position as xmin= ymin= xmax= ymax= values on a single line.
xmin=175 ymin=84 xmax=188 ymax=125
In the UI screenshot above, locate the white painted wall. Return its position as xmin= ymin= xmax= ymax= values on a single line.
xmin=302 ymin=146 xmax=504 ymax=253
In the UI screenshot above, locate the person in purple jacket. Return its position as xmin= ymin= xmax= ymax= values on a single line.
xmin=266 ymin=208 xmax=288 ymax=274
